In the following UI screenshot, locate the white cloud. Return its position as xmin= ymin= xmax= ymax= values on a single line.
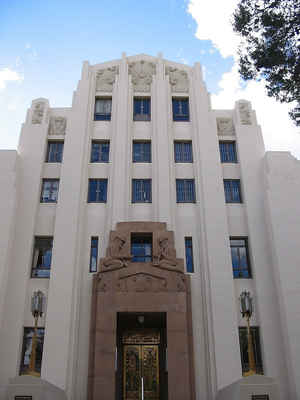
xmin=187 ymin=0 xmax=238 ymax=58
xmin=0 ymin=68 xmax=23 ymax=90
xmin=187 ymin=0 xmax=300 ymax=158
xmin=211 ymin=65 xmax=300 ymax=157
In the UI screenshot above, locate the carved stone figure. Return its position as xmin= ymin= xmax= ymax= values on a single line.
xmin=96 ymin=66 xmax=119 ymax=92
xmin=238 ymin=101 xmax=252 ymax=125
xmin=128 ymin=61 xmax=156 ymax=92
xmin=154 ymin=236 xmax=179 ymax=270
xmin=101 ymin=234 xmax=131 ymax=271
xmin=32 ymin=102 xmax=45 ymax=124
xmin=49 ymin=116 xmax=66 ymax=135
xmin=165 ymin=67 xmax=189 ymax=93
xmin=216 ymin=117 xmax=235 ymax=135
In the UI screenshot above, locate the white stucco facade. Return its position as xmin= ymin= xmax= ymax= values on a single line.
xmin=0 ymin=53 xmax=299 ymax=400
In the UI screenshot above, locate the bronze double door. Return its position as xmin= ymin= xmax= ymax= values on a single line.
xmin=123 ymin=331 xmax=160 ymax=400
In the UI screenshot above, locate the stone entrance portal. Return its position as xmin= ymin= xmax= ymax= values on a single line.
xmin=88 ymin=222 xmax=195 ymax=400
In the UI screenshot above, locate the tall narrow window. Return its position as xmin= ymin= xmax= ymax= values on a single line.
xmin=133 ymin=98 xmax=151 ymax=121
xmin=223 ymin=179 xmax=242 ymax=203
xmin=174 ymin=141 xmax=193 ymax=162
xmin=46 ymin=141 xmax=64 ymax=163
xmin=89 ymin=237 xmax=99 ymax=272
xmin=20 ymin=327 xmax=45 ymax=375
xmin=91 ymin=141 xmax=110 ymax=162
xmin=88 ymin=179 xmax=108 ymax=203
xmin=132 ymin=179 xmax=152 ymax=203
xmin=185 ymin=237 xmax=194 ymax=272
xmin=40 ymin=179 xmax=59 ymax=203
xmin=133 ymin=141 xmax=151 ymax=163
xmin=219 ymin=141 xmax=237 ymax=163
xmin=239 ymin=326 xmax=263 ymax=375
xmin=131 ymin=233 xmax=152 ymax=262
xmin=94 ymin=98 xmax=112 ymax=121
xmin=172 ymin=98 xmax=189 ymax=121
xmin=31 ymin=237 xmax=53 ymax=278
xmin=176 ymin=179 xmax=196 ymax=203
xmin=230 ymin=237 xmax=251 ymax=278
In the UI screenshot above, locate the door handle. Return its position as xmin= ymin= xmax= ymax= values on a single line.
xmin=141 ymin=376 xmax=144 ymax=400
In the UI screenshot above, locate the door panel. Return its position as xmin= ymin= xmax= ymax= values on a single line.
xmin=123 ymin=345 xmax=159 ymax=400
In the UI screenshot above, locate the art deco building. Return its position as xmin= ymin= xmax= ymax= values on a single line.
xmin=0 ymin=53 xmax=300 ymax=400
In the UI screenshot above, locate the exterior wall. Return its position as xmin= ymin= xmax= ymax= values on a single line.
xmin=264 ymin=152 xmax=300 ymax=399
xmin=0 ymin=150 xmax=17 ymax=332
xmin=0 ymin=53 xmax=298 ymax=400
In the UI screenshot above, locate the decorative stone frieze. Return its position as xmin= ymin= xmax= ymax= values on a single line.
xmin=165 ymin=66 xmax=189 ymax=93
xmin=128 ymin=60 xmax=156 ymax=92
xmin=96 ymin=66 xmax=119 ymax=92
xmin=32 ymin=101 xmax=46 ymax=124
xmin=238 ymin=101 xmax=252 ymax=125
xmin=217 ymin=117 xmax=235 ymax=136
xmin=48 ymin=116 xmax=66 ymax=135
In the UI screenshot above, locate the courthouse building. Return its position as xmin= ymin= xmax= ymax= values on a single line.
xmin=0 ymin=53 xmax=300 ymax=400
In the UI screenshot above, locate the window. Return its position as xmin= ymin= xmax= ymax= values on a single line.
xmin=40 ymin=179 xmax=59 ymax=203
xmin=90 ymin=237 xmax=99 ymax=273
xmin=239 ymin=326 xmax=263 ymax=375
xmin=174 ymin=141 xmax=193 ymax=163
xmin=185 ymin=237 xmax=194 ymax=273
xmin=46 ymin=141 xmax=64 ymax=163
xmin=224 ymin=179 xmax=242 ymax=203
xmin=20 ymin=327 xmax=45 ymax=375
xmin=252 ymin=396 xmax=269 ymax=400
xmin=31 ymin=237 xmax=53 ymax=278
xmin=131 ymin=233 xmax=152 ymax=262
xmin=172 ymin=98 xmax=189 ymax=121
xmin=91 ymin=141 xmax=110 ymax=162
xmin=219 ymin=141 xmax=237 ymax=163
xmin=132 ymin=179 xmax=152 ymax=203
xmin=176 ymin=179 xmax=196 ymax=203
xmin=94 ymin=98 xmax=112 ymax=121
xmin=88 ymin=179 xmax=108 ymax=203
xmin=230 ymin=238 xmax=251 ymax=278
xmin=133 ymin=141 xmax=151 ymax=163
xmin=133 ymin=98 xmax=151 ymax=121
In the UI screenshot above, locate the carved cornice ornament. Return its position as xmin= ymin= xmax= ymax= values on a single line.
xmin=216 ymin=117 xmax=235 ymax=135
xmin=238 ymin=101 xmax=252 ymax=125
xmin=96 ymin=66 xmax=119 ymax=92
xmin=48 ymin=116 xmax=66 ymax=135
xmin=32 ymin=101 xmax=45 ymax=124
xmin=128 ymin=60 xmax=156 ymax=92
xmin=165 ymin=66 xmax=189 ymax=93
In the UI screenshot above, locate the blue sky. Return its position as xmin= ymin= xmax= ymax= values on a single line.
xmin=1 ymin=0 xmax=299 ymax=156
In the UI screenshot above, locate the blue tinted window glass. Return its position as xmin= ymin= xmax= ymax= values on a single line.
xmin=31 ymin=237 xmax=53 ymax=278
xmin=172 ymin=98 xmax=189 ymax=121
xmin=224 ymin=180 xmax=242 ymax=203
xmin=174 ymin=142 xmax=193 ymax=162
xmin=132 ymin=179 xmax=151 ymax=203
xmin=133 ymin=98 xmax=151 ymax=121
xmin=176 ymin=179 xmax=195 ymax=202
xmin=91 ymin=141 xmax=110 ymax=162
xmin=131 ymin=235 xmax=152 ymax=262
xmin=230 ymin=238 xmax=251 ymax=278
xmin=185 ymin=237 xmax=194 ymax=272
xmin=133 ymin=142 xmax=151 ymax=163
xmin=88 ymin=179 xmax=107 ymax=202
xmin=90 ymin=237 xmax=98 ymax=272
xmin=46 ymin=142 xmax=64 ymax=162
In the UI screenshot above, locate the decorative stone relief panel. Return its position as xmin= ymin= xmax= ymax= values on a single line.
xmin=96 ymin=66 xmax=119 ymax=92
xmin=238 ymin=101 xmax=252 ymax=125
xmin=32 ymin=101 xmax=46 ymax=124
xmin=128 ymin=61 xmax=156 ymax=92
xmin=217 ymin=117 xmax=235 ymax=136
xmin=165 ymin=66 xmax=189 ymax=93
xmin=48 ymin=116 xmax=67 ymax=135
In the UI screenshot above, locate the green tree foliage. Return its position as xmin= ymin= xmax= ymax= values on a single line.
xmin=233 ymin=0 xmax=300 ymax=125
